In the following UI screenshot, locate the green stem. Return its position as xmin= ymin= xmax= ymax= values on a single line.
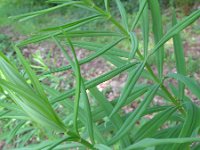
xmin=67 ymin=131 xmax=94 ymax=149
xmin=93 ymin=5 xmax=128 ymax=35
xmin=137 ymin=51 xmax=185 ymax=114
xmin=95 ymin=6 xmax=185 ymax=113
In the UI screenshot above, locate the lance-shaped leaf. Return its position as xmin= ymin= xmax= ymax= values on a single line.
xmin=167 ymin=73 xmax=200 ymax=99
xmin=89 ymin=87 xmax=131 ymax=146
xmin=128 ymin=32 xmax=138 ymax=60
xmin=42 ymin=15 xmax=103 ymax=32
xmin=172 ymin=9 xmax=186 ymax=100
xmin=50 ymin=62 xmax=138 ymax=104
xmin=171 ymin=100 xmax=200 ymax=149
xmin=109 ymin=84 xmax=160 ymax=144
xmin=131 ymin=0 xmax=147 ymax=30
xmin=140 ymin=0 xmax=149 ymax=57
xmin=14 ymin=46 xmax=47 ymax=100
xmin=116 ymin=0 xmax=129 ymax=31
xmin=133 ymin=106 xmax=176 ymax=142
xmin=148 ymin=0 xmax=164 ymax=78
xmin=125 ymin=137 xmax=200 ymax=150
xmin=9 ymin=1 xmax=83 ymax=21
xmin=0 ymin=79 xmax=65 ymax=132
xmin=149 ymin=9 xmax=200 ymax=57
xmin=110 ymin=62 xmax=146 ymax=117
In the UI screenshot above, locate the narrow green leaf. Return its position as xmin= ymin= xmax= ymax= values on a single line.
xmin=65 ymin=41 xmax=129 ymax=58
xmin=172 ymin=9 xmax=186 ymax=100
xmin=6 ymin=121 xmax=25 ymax=144
xmin=89 ymin=87 xmax=131 ymax=146
xmin=167 ymin=73 xmax=200 ymax=99
xmin=94 ymin=144 xmax=112 ymax=150
xmin=171 ymin=100 xmax=200 ymax=149
xmin=110 ymin=62 xmax=145 ymax=117
xmin=148 ymin=0 xmax=164 ymax=78
xmin=0 ymin=79 xmax=65 ymax=131
xmin=53 ymin=37 xmax=81 ymax=134
xmin=42 ymin=15 xmax=103 ymax=32
xmin=14 ymin=46 xmax=47 ymax=100
xmin=116 ymin=0 xmax=129 ymax=31
xmin=68 ymin=38 xmax=94 ymax=143
xmin=109 ymin=84 xmax=160 ymax=144
xmin=50 ymin=62 xmax=137 ymax=103
xmin=104 ymin=0 xmax=110 ymax=12
xmin=149 ymin=9 xmax=200 ymax=57
xmin=9 ymin=1 xmax=83 ymax=21
xmin=128 ymin=32 xmax=138 ymax=60
xmin=125 ymin=137 xmax=200 ymax=150
xmin=59 ymin=30 xmax=121 ymax=37
xmin=49 ymin=37 xmax=126 ymax=74
xmin=131 ymin=0 xmax=147 ymax=30
xmin=133 ymin=106 xmax=176 ymax=141
xmin=140 ymin=0 xmax=149 ymax=57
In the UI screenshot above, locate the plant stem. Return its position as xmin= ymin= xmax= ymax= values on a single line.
xmin=93 ymin=5 xmax=185 ymax=114
xmin=93 ymin=5 xmax=128 ymax=35
xmin=137 ymin=51 xmax=185 ymax=114
xmin=67 ymin=131 xmax=95 ymax=149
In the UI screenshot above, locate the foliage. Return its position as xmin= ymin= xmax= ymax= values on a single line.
xmin=0 ymin=0 xmax=200 ymax=149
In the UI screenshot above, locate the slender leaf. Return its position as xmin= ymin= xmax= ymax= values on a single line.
xmin=172 ymin=9 xmax=186 ymax=100
xmin=116 ymin=0 xmax=129 ymax=30
xmin=110 ymin=62 xmax=146 ymax=117
xmin=133 ymin=106 xmax=176 ymax=142
xmin=9 ymin=1 xmax=83 ymax=21
xmin=167 ymin=73 xmax=200 ymax=99
xmin=109 ymin=84 xmax=160 ymax=144
xmin=140 ymin=0 xmax=149 ymax=57
xmin=131 ymin=0 xmax=147 ymax=30
xmin=128 ymin=32 xmax=138 ymax=60
xmin=125 ymin=137 xmax=200 ymax=150
xmin=148 ymin=0 xmax=164 ymax=78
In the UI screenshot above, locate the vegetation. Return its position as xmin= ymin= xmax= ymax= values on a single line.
xmin=0 ymin=0 xmax=200 ymax=149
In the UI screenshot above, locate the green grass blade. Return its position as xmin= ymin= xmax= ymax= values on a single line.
xmin=167 ymin=73 xmax=200 ymax=99
xmin=110 ymin=62 xmax=145 ymax=117
xmin=109 ymin=84 xmax=160 ymax=144
xmin=116 ymin=0 xmax=129 ymax=31
xmin=140 ymin=0 xmax=149 ymax=57
xmin=125 ymin=137 xmax=200 ymax=150
xmin=148 ymin=0 xmax=164 ymax=78
xmin=172 ymin=9 xmax=186 ymax=100
xmin=131 ymin=0 xmax=147 ymax=30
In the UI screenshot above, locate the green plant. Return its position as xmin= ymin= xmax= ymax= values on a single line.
xmin=0 ymin=0 xmax=200 ymax=149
